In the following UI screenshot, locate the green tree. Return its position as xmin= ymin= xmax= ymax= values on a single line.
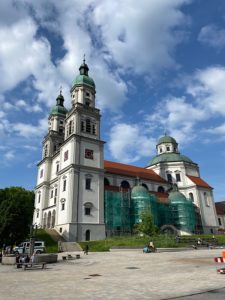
xmin=133 ymin=210 xmax=158 ymax=236
xmin=0 ymin=187 xmax=34 ymax=246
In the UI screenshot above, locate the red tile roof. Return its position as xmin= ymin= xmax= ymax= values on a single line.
xmin=187 ymin=175 xmax=212 ymax=189
xmin=104 ymin=185 xmax=169 ymax=203
xmin=104 ymin=160 xmax=167 ymax=183
xmin=215 ymin=202 xmax=225 ymax=215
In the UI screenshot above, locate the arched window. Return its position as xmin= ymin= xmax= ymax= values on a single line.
xmin=86 ymin=119 xmax=91 ymax=133
xmin=142 ymin=183 xmax=148 ymax=190
xmin=81 ymin=121 xmax=84 ymax=132
xmin=51 ymin=210 xmax=56 ymax=228
xmin=189 ymin=192 xmax=194 ymax=202
xmin=47 ymin=211 xmax=51 ymax=228
xmin=44 ymin=144 xmax=48 ymax=157
xmin=104 ymin=178 xmax=110 ymax=186
xmin=204 ymin=192 xmax=210 ymax=207
xmin=69 ymin=120 xmax=72 ymax=135
xmin=158 ymin=186 xmax=165 ymax=193
xmin=86 ymin=178 xmax=91 ymax=190
xmin=92 ymin=124 xmax=96 ymax=135
xmin=175 ymin=171 xmax=181 ymax=182
xmin=43 ymin=212 xmax=47 ymax=228
xmin=85 ymin=230 xmax=90 ymax=241
xmin=167 ymin=173 xmax=172 ymax=183
xmin=120 ymin=180 xmax=130 ymax=189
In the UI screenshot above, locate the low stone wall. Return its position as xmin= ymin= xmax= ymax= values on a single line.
xmin=1 ymin=254 xmax=58 ymax=265
xmin=34 ymin=253 xmax=58 ymax=263
xmin=2 ymin=255 xmax=16 ymax=265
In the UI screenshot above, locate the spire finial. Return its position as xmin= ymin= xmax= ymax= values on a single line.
xmin=60 ymin=85 xmax=62 ymax=95
xmin=83 ymin=53 xmax=86 ymax=64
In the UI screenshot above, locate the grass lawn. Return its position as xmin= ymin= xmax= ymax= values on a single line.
xmin=34 ymin=230 xmax=225 ymax=253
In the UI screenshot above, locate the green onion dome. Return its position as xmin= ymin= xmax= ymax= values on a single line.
xmin=50 ymin=92 xmax=68 ymax=116
xmin=71 ymin=59 xmax=95 ymax=90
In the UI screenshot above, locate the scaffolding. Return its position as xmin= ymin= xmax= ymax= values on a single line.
xmin=104 ymin=185 xmax=197 ymax=236
xmin=169 ymin=191 xmax=196 ymax=233
xmin=104 ymin=190 xmax=131 ymax=236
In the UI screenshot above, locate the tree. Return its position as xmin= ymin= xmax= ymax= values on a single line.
xmin=133 ymin=210 xmax=158 ymax=236
xmin=0 ymin=187 xmax=34 ymax=246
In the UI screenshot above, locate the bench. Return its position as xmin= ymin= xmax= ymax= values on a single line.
xmin=176 ymin=237 xmax=218 ymax=248
xmin=62 ymin=254 xmax=81 ymax=261
xmin=16 ymin=262 xmax=47 ymax=270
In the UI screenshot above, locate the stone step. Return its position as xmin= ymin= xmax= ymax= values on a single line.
xmin=45 ymin=229 xmax=66 ymax=242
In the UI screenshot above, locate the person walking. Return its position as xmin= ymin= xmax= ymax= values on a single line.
xmin=84 ymin=244 xmax=89 ymax=255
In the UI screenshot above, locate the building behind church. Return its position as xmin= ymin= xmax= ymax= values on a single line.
xmin=33 ymin=61 xmax=218 ymax=241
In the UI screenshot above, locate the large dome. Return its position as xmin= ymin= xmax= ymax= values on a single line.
xmin=157 ymin=135 xmax=177 ymax=146
xmin=148 ymin=152 xmax=195 ymax=166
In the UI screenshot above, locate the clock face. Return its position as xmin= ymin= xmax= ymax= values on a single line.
xmin=85 ymin=149 xmax=94 ymax=160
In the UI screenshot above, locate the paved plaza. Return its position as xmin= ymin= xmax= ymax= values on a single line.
xmin=1 ymin=249 xmax=225 ymax=300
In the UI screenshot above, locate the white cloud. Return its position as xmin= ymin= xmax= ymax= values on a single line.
xmin=12 ymin=117 xmax=47 ymax=138
xmin=146 ymin=96 xmax=208 ymax=144
xmin=92 ymin=0 xmax=190 ymax=75
xmin=198 ymin=25 xmax=225 ymax=49
xmin=187 ymin=66 xmax=225 ymax=115
xmin=0 ymin=0 xmax=191 ymax=113
xmin=4 ymin=150 xmax=15 ymax=161
xmin=108 ymin=123 xmax=155 ymax=163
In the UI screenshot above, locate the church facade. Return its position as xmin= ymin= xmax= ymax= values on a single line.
xmin=33 ymin=61 xmax=218 ymax=241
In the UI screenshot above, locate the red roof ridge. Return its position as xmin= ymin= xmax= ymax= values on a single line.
xmin=187 ymin=175 xmax=212 ymax=189
xmin=104 ymin=160 xmax=167 ymax=183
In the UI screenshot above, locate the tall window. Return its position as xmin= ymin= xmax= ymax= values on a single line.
xmin=64 ymin=150 xmax=68 ymax=161
xmin=166 ymin=146 xmax=170 ymax=151
xmin=167 ymin=173 xmax=172 ymax=183
xmin=189 ymin=193 xmax=194 ymax=201
xmin=86 ymin=178 xmax=91 ymax=190
xmin=51 ymin=190 xmax=53 ymax=198
xmin=204 ymin=192 xmax=210 ymax=207
xmin=38 ymin=193 xmax=41 ymax=203
xmin=56 ymin=163 xmax=59 ymax=173
xmin=55 ymin=188 xmax=57 ymax=197
xmin=61 ymin=203 xmax=65 ymax=210
xmin=63 ymin=180 xmax=66 ymax=192
xmin=176 ymin=173 xmax=181 ymax=182
xmin=86 ymin=119 xmax=91 ymax=133
xmin=92 ymin=124 xmax=96 ymax=135
xmin=81 ymin=121 xmax=84 ymax=132
xmin=85 ymin=207 xmax=91 ymax=215
xmin=40 ymin=169 xmax=43 ymax=178
xmin=44 ymin=144 xmax=48 ymax=157
xmin=69 ymin=120 xmax=72 ymax=135
xmin=218 ymin=218 xmax=222 ymax=226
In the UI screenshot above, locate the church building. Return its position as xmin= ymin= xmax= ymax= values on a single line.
xmin=33 ymin=60 xmax=218 ymax=241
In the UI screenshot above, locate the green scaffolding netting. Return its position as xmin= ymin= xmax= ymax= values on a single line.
xmin=104 ymin=187 xmax=196 ymax=235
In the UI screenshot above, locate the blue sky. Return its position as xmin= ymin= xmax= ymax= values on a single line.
xmin=1 ymin=0 xmax=225 ymax=201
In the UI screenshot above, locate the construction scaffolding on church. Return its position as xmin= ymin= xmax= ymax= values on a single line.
xmin=104 ymin=185 xmax=198 ymax=236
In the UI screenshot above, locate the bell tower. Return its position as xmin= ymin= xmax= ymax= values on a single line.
xmin=42 ymin=91 xmax=68 ymax=158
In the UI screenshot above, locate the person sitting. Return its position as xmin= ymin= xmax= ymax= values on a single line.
xmin=143 ymin=245 xmax=150 ymax=253
xmin=149 ymin=241 xmax=156 ymax=252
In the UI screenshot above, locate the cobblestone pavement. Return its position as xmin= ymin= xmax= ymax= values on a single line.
xmin=1 ymin=249 xmax=225 ymax=300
